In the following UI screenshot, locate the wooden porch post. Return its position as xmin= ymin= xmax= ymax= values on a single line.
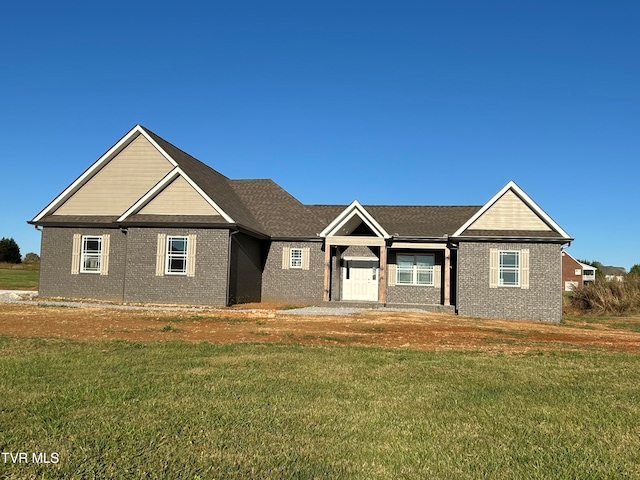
xmin=378 ymin=244 xmax=387 ymax=304
xmin=323 ymin=245 xmax=331 ymax=302
xmin=443 ymin=246 xmax=451 ymax=306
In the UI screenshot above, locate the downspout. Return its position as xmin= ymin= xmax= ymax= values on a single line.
xmin=226 ymin=230 xmax=240 ymax=306
xmin=120 ymin=227 xmax=128 ymax=302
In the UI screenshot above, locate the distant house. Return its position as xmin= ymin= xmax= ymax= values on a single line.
xmin=561 ymin=251 xmax=597 ymax=290
xmin=601 ymin=266 xmax=626 ymax=282
xmin=29 ymin=125 xmax=574 ymax=322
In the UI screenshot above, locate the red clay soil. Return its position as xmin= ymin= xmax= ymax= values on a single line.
xmin=1 ymin=303 xmax=640 ymax=353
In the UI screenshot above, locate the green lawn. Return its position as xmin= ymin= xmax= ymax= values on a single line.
xmin=0 ymin=263 xmax=39 ymax=289
xmin=1 ymin=338 xmax=639 ymax=479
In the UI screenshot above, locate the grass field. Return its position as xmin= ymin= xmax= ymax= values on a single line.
xmin=1 ymin=338 xmax=639 ymax=479
xmin=0 ymin=263 xmax=39 ymax=290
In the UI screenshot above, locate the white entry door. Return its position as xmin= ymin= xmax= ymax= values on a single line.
xmin=342 ymin=260 xmax=379 ymax=301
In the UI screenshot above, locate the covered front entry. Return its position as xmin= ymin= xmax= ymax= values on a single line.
xmin=342 ymin=259 xmax=379 ymax=301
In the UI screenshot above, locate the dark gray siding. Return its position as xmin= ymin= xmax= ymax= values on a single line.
xmin=39 ymin=227 xmax=126 ymax=301
xmin=228 ymin=233 xmax=264 ymax=304
xmin=457 ymin=242 xmax=562 ymax=322
xmin=261 ymin=241 xmax=325 ymax=304
xmin=123 ymin=228 xmax=229 ymax=305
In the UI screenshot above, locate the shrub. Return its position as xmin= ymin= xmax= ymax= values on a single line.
xmin=0 ymin=237 xmax=21 ymax=264
xmin=569 ymin=276 xmax=640 ymax=315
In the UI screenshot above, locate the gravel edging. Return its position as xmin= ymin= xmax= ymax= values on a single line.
xmin=0 ymin=291 xmax=371 ymax=315
xmin=0 ymin=291 xmax=430 ymax=316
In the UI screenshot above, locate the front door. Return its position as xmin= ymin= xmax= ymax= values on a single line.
xmin=342 ymin=260 xmax=379 ymax=301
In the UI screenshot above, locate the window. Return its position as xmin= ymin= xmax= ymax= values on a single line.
xmin=281 ymin=246 xmax=310 ymax=270
xmin=396 ymin=254 xmax=434 ymax=285
xmin=498 ymin=250 xmax=520 ymax=287
xmin=290 ymin=248 xmax=303 ymax=269
xmin=72 ymin=233 xmax=109 ymax=275
xmin=575 ymin=269 xmax=582 ymax=276
xmin=490 ymin=248 xmax=529 ymax=289
xmin=80 ymin=236 xmax=102 ymax=273
xmin=166 ymin=236 xmax=188 ymax=275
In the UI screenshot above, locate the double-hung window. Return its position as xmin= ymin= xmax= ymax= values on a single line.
xmin=490 ymin=248 xmax=529 ymax=289
xmin=166 ymin=236 xmax=188 ymax=275
xmin=290 ymin=248 xmax=303 ymax=269
xmin=498 ymin=250 xmax=520 ymax=287
xmin=282 ymin=246 xmax=309 ymax=270
xmin=396 ymin=254 xmax=434 ymax=286
xmin=80 ymin=236 xmax=102 ymax=273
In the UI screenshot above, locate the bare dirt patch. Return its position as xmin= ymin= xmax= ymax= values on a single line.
xmin=1 ymin=303 xmax=640 ymax=352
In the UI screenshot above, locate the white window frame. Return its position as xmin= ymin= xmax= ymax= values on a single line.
xmin=165 ymin=236 xmax=189 ymax=275
xmin=80 ymin=235 xmax=102 ymax=274
xmin=396 ymin=253 xmax=435 ymax=286
xmin=498 ymin=250 xmax=520 ymax=287
xmin=290 ymin=248 xmax=303 ymax=269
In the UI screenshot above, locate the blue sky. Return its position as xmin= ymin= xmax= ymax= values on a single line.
xmin=1 ymin=1 xmax=638 ymax=269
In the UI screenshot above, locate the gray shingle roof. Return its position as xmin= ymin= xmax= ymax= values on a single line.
xmin=34 ymin=127 xmax=564 ymax=242
xmin=366 ymin=205 xmax=482 ymax=237
xmin=141 ymin=127 xmax=266 ymax=235
xmin=230 ymin=179 xmax=325 ymax=237
xmin=308 ymin=205 xmax=482 ymax=238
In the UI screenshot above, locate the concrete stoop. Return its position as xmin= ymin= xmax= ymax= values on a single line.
xmin=322 ymin=301 xmax=456 ymax=314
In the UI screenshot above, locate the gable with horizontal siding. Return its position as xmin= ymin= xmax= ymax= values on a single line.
xmin=54 ymin=135 xmax=173 ymax=216
xmin=138 ymin=176 xmax=224 ymax=216
xmin=466 ymin=190 xmax=551 ymax=231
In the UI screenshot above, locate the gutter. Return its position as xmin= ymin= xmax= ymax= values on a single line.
xmin=450 ymin=236 xmax=573 ymax=245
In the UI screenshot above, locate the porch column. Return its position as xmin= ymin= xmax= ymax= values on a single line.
xmin=378 ymin=244 xmax=387 ymax=304
xmin=443 ymin=246 xmax=451 ymax=306
xmin=323 ymin=245 xmax=331 ymax=302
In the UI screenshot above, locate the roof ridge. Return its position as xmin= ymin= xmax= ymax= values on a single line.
xmin=139 ymin=126 xmax=266 ymax=234
xmin=139 ymin=125 xmax=230 ymax=180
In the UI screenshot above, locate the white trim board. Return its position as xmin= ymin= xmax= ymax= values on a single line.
xmin=319 ymin=200 xmax=390 ymax=239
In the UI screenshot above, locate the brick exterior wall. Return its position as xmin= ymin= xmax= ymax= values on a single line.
xmin=385 ymin=250 xmax=443 ymax=305
xmin=39 ymin=227 xmax=230 ymax=305
xmin=562 ymin=252 xmax=583 ymax=290
xmin=457 ymin=242 xmax=562 ymax=322
xmin=123 ymin=228 xmax=229 ymax=305
xmin=39 ymin=228 xmax=562 ymax=320
xmin=228 ymin=233 xmax=264 ymax=304
xmin=261 ymin=240 xmax=325 ymax=304
xmin=39 ymin=227 xmax=127 ymax=301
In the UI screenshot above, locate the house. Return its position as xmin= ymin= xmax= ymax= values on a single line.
xmin=601 ymin=266 xmax=626 ymax=282
xmin=29 ymin=125 xmax=573 ymax=322
xmin=561 ymin=251 xmax=597 ymax=290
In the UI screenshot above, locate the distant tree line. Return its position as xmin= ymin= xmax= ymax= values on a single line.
xmin=0 ymin=238 xmax=40 ymax=264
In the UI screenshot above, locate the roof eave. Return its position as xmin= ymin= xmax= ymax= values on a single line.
xmin=451 ymin=235 xmax=573 ymax=244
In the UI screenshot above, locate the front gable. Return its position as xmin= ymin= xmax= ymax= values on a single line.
xmin=32 ymin=125 xmax=239 ymax=228
xmin=33 ymin=126 xmax=177 ymax=221
xmin=117 ymin=168 xmax=234 ymax=223
xmin=452 ymin=181 xmax=571 ymax=240
xmin=137 ymin=176 xmax=224 ymax=216
xmin=320 ymin=200 xmax=390 ymax=242
xmin=465 ymin=190 xmax=550 ymax=231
